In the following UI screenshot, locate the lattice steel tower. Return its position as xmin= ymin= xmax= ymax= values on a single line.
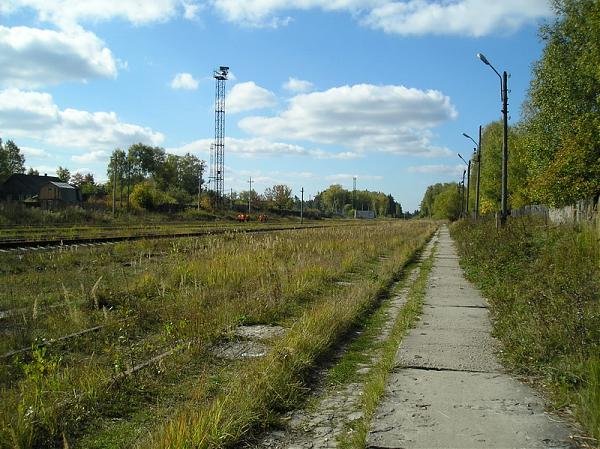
xmin=210 ymin=66 xmax=229 ymax=204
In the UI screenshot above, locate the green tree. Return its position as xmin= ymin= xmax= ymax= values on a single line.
xmin=0 ymin=139 xmax=26 ymax=181
xmin=108 ymin=148 xmax=127 ymax=207
xmin=239 ymin=190 xmax=261 ymax=210
xmin=477 ymin=121 xmax=531 ymax=214
xmin=320 ymin=184 xmax=350 ymax=214
xmin=71 ymin=172 xmax=99 ymax=200
xmin=420 ymin=183 xmax=449 ymax=218
xmin=395 ymin=202 xmax=403 ymax=218
xmin=128 ymin=143 xmax=166 ymax=181
xmin=56 ymin=166 xmax=71 ymax=182
xmin=177 ymin=153 xmax=204 ymax=195
xmin=267 ymin=184 xmax=293 ymax=210
xmin=130 ymin=180 xmax=175 ymax=210
xmin=432 ymin=184 xmax=462 ymax=221
xmin=420 ymin=182 xmax=461 ymax=220
xmin=522 ymin=0 xmax=600 ymax=205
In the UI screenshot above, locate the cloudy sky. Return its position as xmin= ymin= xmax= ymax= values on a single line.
xmin=0 ymin=0 xmax=553 ymax=210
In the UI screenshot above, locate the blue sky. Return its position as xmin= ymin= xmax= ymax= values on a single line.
xmin=0 ymin=1 xmax=554 ymax=211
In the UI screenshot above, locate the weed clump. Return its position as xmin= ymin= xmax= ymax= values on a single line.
xmin=452 ymin=217 xmax=600 ymax=440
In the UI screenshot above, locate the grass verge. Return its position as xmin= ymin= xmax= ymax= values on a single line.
xmin=0 ymin=222 xmax=435 ymax=448
xmin=139 ymin=227 xmax=435 ymax=448
xmin=337 ymin=242 xmax=435 ymax=448
xmin=451 ymin=217 xmax=599 ymax=444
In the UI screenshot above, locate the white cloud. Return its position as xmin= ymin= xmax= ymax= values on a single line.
xmin=182 ymin=1 xmax=202 ymax=19
xmin=0 ymin=88 xmax=164 ymax=151
xmin=227 ymin=81 xmax=277 ymax=113
xmin=407 ymin=164 xmax=464 ymax=175
xmin=3 ymin=0 xmax=201 ymax=27
xmin=0 ymin=25 xmax=117 ymax=88
xmin=311 ymin=149 xmax=363 ymax=160
xmin=209 ymin=0 xmax=551 ymax=35
xmin=210 ymin=0 xmax=371 ymax=28
xmin=364 ymin=0 xmax=552 ymax=37
xmin=168 ymin=137 xmax=361 ymax=159
xmin=1 ymin=0 xmax=552 ymax=35
xmin=170 ymin=72 xmax=199 ymax=90
xmin=283 ymin=77 xmax=314 ymax=93
xmin=72 ymin=150 xmax=108 ymax=163
xmin=20 ymin=146 xmax=51 ymax=158
xmin=238 ymin=84 xmax=456 ymax=157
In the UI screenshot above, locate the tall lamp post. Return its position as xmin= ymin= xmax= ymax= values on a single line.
xmin=458 ymin=153 xmax=471 ymax=217
xmin=460 ymin=169 xmax=466 ymax=218
xmin=463 ymin=127 xmax=482 ymax=219
xmin=477 ymin=53 xmax=509 ymax=225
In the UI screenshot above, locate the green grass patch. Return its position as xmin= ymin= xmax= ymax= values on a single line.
xmin=0 ymin=221 xmax=435 ymax=448
xmin=451 ymin=217 xmax=599 ymax=442
xmin=137 ymin=224 xmax=435 ymax=448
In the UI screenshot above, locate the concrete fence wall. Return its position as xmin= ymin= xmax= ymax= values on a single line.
xmin=511 ymin=197 xmax=599 ymax=231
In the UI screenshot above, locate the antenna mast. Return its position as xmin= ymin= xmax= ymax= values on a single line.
xmin=210 ymin=66 xmax=229 ymax=205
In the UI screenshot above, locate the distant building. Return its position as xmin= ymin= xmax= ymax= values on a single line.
xmin=354 ymin=210 xmax=375 ymax=219
xmin=39 ymin=181 xmax=83 ymax=209
xmin=0 ymin=174 xmax=81 ymax=208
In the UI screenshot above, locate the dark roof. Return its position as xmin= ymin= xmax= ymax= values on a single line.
xmin=0 ymin=174 xmax=62 ymax=196
xmin=48 ymin=181 xmax=76 ymax=190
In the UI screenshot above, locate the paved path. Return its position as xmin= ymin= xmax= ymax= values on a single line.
xmin=367 ymin=226 xmax=577 ymax=449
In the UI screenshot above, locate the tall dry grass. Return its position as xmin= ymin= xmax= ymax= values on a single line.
xmin=143 ymin=223 xmax=434 ymax=448
xmin=0 ymin=221 xmax=434 ymax=448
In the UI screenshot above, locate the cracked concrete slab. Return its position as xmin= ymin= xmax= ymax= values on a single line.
xmin=367 ymin=226 xmax=577 ymax=449
xmin=369 ymin=369 xmax=573 ymax=448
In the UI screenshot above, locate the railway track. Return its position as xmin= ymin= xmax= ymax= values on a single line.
xmin=0 ymin=223 xmax=332 ymax=252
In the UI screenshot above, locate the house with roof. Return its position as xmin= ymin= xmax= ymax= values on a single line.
xmin=39 ymin=181 xmax=83 ymax=209
xmin=0 ymin=174 xmax=82 ymax=208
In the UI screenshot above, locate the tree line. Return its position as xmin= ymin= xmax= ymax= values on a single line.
xmin=2 ymin=140 xmax=407 ymax=217
xmin=421 ymin=0 xmax=600 ymax=219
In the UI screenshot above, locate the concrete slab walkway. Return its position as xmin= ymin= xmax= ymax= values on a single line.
xmin=367 ymin=226 xmax=577 ymax=449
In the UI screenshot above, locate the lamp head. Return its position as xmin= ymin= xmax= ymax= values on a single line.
xmin=477 ymin=53 xmax=490 ymax=65
xmin=462 ymin=132 xmax=470 ymax=139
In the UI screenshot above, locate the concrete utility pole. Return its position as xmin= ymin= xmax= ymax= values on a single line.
xmin=501 ymin=70 xmax=509 ymax=225
xmin=478 ymin=53 xmax=509 ymax=225
xmin=458 ymin=153 xmax=471 ymax=217
xmin=247 ymin=176 xmax=253 ymax=214
xmin=353 ymin=176 xmax=357 ymax=213
xmin=112 ymin=159 xmax=117 ymax=217
xmin=461 ymin=170 xmax=466 ymax=218
xmin=466 ymin=160 xmax=471 ymax=216
xmin=126 ymin=158 xmax=130 ymax=211
xmin=300 ymin=187 xmax=304 ymax=224
xmin=476 ymin=125 xmax=482 ymax=220
xmin=463 ymin=126 xmax=482 ymax=219
xmin=197 ymin=173 xmax=202 ymax=212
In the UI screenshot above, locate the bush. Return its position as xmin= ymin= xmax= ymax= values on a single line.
xmin=130 ymin=181 xmax=176 ymax=211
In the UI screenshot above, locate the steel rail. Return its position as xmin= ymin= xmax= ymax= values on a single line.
xmin=0 ymin=223 xmax=335 ymax=252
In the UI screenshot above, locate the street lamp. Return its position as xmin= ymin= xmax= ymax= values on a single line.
xmin=462 ymin=126 xmax=482 ymax=219
xmin=477 ymin=52 xmax=509 ymax=225
xmin=460 ymin=169 xmax=466 ymax=218
xmin=458 ymin=153 xmax=471 ymax=218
